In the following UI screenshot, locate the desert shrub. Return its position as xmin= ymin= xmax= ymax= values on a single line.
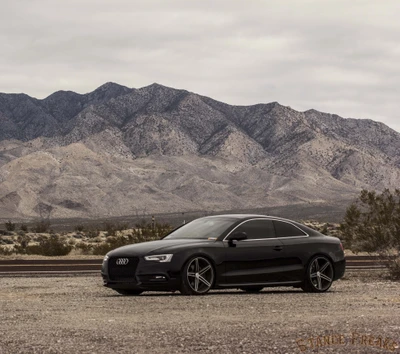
xmin=89 ymin=221 xmax=173 ymax=256
xmin=5 ymin=220 xmax=16 ymax=232
xmin=103 ymin=222 xmax=129 ymax=236
xmin=32 ymin=220 xmax=51 ymax=233
xmin=74 ymin=224 xmax=85 ymax=232
xmin=340 ymin=189 xmax=400 ymax=279
xmin=92 ymin=235 xmax=134 ymax=255
xmin=387 ymin=257 xmax=400 ymax=280
xmin=85 ymin=227 xmax=100 ymax=238
xmin=0 ymin=237 xmax=14 ymax=245
xmin=16 ymin=234 xmax=72 ymax=256
xmin=134 ymin=221 xmax=172 ymax=240
xmin=14 ymin=234 xmax=73 ymax=256
xmin=75 ymin=242 xmax=94 ymax=255
xmin=0 ymin=246 xmax=13 ymax=255
xmin=14 ymin=233 xmax=31 ymax=253
xmin=20 ymin=224 xmax=28 ymax=232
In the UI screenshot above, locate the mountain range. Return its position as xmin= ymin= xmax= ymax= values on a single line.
xmin=0 ymin=82 xmax=399 ymax=221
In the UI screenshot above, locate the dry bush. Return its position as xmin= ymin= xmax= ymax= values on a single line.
xmin=5 ymin=220 xmax=16 ymax=232
xmin=75 ymin=242 xmax=94 ymax=255
xmin=74 ymin=224 xmax=85 ymax=232
xmin=0 ymin=246 xmax=13 ymax=255
xmin=103 ymin=222 xmax=129 ymax=237
xmin=32 ymin=220 xmax=51 ymax=233
xmin=15 ymin=234 xmax=72 ymax=256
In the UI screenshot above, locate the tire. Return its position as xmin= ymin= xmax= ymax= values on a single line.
xmin=114 ymin=289 xmax=143 ymax=296
xmin=180 ymin=256 xmax=215 ymax=295
xmin=240 ymin=286 xmax=264 ymax=293
xmin=301 ymin=256 xmax=334 ymax=293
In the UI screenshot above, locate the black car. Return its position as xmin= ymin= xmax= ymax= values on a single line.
xmin=101 ymin=215 xmax=345 ymax=295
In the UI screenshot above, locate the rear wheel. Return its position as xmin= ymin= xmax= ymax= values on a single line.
xmin=240 ymin=286 xmax=264 ymax=293
xmin=301 ymin=256 xmax=334 ymax=293
xmin=114 ymin=289 xmax=143 ymax=296
xmin=180 ymin=256 xmax=214 ymax=295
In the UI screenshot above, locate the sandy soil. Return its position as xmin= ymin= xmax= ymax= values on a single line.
xmin=1 ymin=275 xmax=400 ymax=353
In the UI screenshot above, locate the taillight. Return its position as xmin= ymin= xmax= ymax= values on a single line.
xmin=339 ymin=242 xmax=344 ymax=251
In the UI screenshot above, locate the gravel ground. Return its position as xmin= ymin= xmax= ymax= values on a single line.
xmin=1 ymin=275 xmax=400 ymax=354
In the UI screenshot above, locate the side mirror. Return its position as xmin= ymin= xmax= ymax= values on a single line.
xmin=228 ymin=231 xmax=247 ymax=246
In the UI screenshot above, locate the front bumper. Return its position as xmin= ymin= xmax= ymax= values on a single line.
xmin=101 ymin=256 xmax=182 ymax=291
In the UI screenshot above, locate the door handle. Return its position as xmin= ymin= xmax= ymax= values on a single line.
xmin=273 ymin=246 xmax=283 ymax=251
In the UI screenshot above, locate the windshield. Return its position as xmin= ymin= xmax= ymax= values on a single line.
xmin=164 ymin=217 xmax=236 ymax=240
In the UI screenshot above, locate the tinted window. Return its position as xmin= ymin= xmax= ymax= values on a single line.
xmin=234 ymin=220 xmax=275 ymax=240
xmin=273 ymin=221 xmax=307 ymax=237
xmin=164 ymin=217 xmax=235 ymax=239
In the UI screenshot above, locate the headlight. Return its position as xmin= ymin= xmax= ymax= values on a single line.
xmin=144 ymin=254 xmax=173 ymax=262
xmin=102 ymin=255 xmax=109 ymax=263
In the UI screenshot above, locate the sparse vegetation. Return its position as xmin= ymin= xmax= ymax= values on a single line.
xmin=0 ymin=219 xmax=174 ymax=257
xmin=5 ymin=220 xmax=16 ymax=232
xmin=85 ymin=227 xmax=100 ymax=238
xmin=14 ymin=233 xmax=31 ymax=253
xmin=340 ymin=189 xmax=400 ymax=279
xmin=32 ymin=220 xmax=51 ymax=233
xmin=74 ymin=224 xmax=85 ymax=232
xmin=103 ymin=222 xmax=129 ymax=237
xmin=0 ymin=246 xmax=13 ymax=255
xmin=75 ymin=242 xmax=94 ymax=255
xmin=92 ymin=222 xmax=173 ymax=255
xmin=24 ymin=235 xmax=72 ymax=256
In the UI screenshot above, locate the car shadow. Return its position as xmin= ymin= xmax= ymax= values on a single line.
xmin=102 ymin=288 xmax=341 ymax=297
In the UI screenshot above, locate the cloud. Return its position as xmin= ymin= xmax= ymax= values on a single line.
xmin=0 ymin=0 xmax=399 ymax=132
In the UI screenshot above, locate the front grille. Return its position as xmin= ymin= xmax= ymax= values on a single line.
xmin=108 ymin=257 xmax=139 ymax=281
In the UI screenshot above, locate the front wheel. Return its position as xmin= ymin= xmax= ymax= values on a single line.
xmin=114 ymin=289 xmax=143 ymax=296
xmin=301 ymin=256 xmax=334 ymax=293
xmin=180 ymin=256 xmax=214 ymax=295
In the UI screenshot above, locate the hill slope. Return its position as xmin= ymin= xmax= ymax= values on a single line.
xmin=0 ymin=83 xmax=399 ymax=220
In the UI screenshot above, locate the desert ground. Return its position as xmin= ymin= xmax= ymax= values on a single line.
xmin=1 ymin=273 xmax=399 ymax=354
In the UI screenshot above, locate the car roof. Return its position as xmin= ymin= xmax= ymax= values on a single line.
xmin=203 ymin=214 xmax=322 ymax=236
xmin=204 ymin=214 xmax=293 ymax=222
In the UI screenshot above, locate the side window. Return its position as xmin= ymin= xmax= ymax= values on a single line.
xmin=273 ymin=221 xmax=307 ymax=237
xmin=234 ymin=220 xmax=275 ymax=240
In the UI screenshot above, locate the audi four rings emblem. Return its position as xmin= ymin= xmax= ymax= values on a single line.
xmin=116 ymin=258 xmax=129 ymax=266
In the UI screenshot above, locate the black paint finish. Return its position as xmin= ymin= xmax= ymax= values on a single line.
xmin=101 ymin=214 xmax=346 ymax=294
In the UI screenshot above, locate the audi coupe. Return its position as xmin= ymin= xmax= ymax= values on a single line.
xmin=101 ymin=215 xmax=345 ymax=295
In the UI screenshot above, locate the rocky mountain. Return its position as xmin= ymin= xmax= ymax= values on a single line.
xmin=0 ymin=82 xmax=399 ymax=221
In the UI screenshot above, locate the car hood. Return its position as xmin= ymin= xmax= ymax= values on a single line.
xmin=108 ymin=238 xmax=214 ymax=257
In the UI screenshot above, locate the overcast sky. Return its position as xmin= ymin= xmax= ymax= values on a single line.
xmin=1 ymin=0 xmax=399 ymax=132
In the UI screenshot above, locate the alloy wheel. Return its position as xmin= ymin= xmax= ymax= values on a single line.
xmin=309 ymin=257 xmax=334 ymax=291
xmin=186 ymin=257 xmax=214 ymax=294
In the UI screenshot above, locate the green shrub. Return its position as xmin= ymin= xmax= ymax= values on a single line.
xmin=340 ymin=189 xmax=400 ymax=279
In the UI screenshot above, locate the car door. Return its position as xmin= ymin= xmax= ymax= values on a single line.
xmin=221 ymin=219 xmax=286 ymax=285
xmin=273 ymin=220 xmax=310 ymax=281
